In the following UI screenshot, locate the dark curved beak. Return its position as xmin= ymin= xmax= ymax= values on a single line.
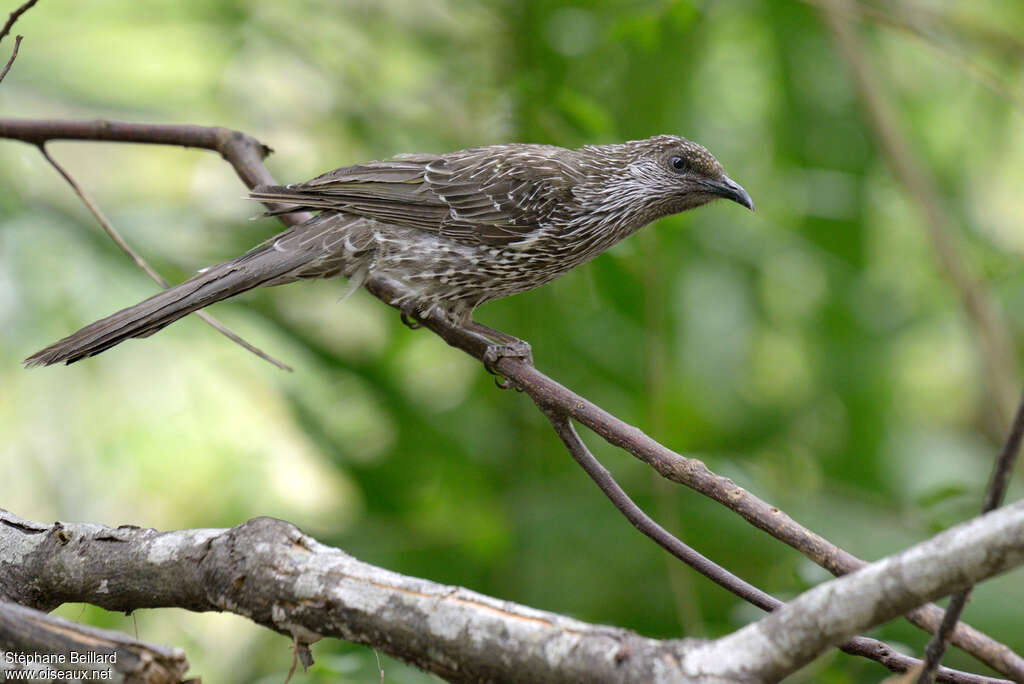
xmin=700 ymin=176 xmax=755 ymax=211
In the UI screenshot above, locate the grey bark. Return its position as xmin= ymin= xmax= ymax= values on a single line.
xmin=0 ymin=601 xmax=189 ymax=683
xmin=0 ymin=510 xmax=703 ymax=683
xmin=3 ymin=507 xmax=1022 ymax=683
xmin=681 ymin=501 xmax=1024 ymax=682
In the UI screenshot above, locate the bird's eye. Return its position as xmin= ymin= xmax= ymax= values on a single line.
xmin=669 ymin=156 xmax=688 ymax=173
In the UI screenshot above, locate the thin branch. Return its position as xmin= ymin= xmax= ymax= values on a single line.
xmin=0 ymin=0 xmax=37 ymax=85
xmin=980 ymin=392 xmax=1024 ymax=513
xmin=917 ymin=391 xmax=1024 ymax=683
xmin=36 ymin=144 xmax=293 ymax=371
xmin=0 ymin=0 xmax=37 ymax=42
xmin=0 ymin=119 xmax=309 ymax=370
xmin=0 ymin=118 xmax=312 ymax=224
xmin=820 ymin=0 xmax=1020 ymax=433
xmin=543 ymin=414 xmax=1004 ymax=684
xmin=0 ymin=33 xmax=20 ymax=83
xmin=546 ymin=413 xmax=777 ymax=610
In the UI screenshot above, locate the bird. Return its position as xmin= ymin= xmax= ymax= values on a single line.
xmin=24 ymin=134 xmax=753 ymax=368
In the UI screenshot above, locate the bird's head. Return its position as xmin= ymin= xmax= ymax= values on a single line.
xmin=629 ymin=134 xmax=754 ymax=214
xmin=576 ymin=135 xmax=753 ymax=230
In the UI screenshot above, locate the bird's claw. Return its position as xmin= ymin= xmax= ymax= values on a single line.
xmin=482 ymin=341 xmax=533 ymax=391
xmin=400 ymin=312 xmax=422 ymax=330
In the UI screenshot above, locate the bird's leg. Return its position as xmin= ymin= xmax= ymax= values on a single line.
xmin=465 ymin=322 xmax=534 ymax=365
xmin=459 ymin=320 xmax=533 ymax=390
xmin=386 ymin=290 xmax=531 ymax=389
xmin=397 ymin=301 xmax=424 ymax=330
xmin=400 ymin=312 xmax=422 ymax=330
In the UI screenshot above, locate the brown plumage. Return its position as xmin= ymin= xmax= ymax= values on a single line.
xmin=25 ymin=135 xmax=753 ymax=367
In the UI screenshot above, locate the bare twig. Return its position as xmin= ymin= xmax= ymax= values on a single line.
xmin=820 ymin=0 xmax=1020 ymax=433
xmin=0 ymin=0 xmax=38 ymax=85
xmin=917 ymin=391 xmax=1024 ymax=683
xmin=35 ymin=144 xmax=293 ymax=371
xmin=0 ymin=33 xmax=19 ymax=83
xmin=0 ymin=0 xmax=37 ymax=41
xmin=979 ymin=392 xmax=1024 ymax=513
xmin=0 ymin=121 xmax=311 ymax=367
xmin=546 ymin=413 xmax=776 ymax=610
xmin=0 ymin=118 xmax=312 ymax=224
xmin=0 ymin=119 xmax=309 ymax=370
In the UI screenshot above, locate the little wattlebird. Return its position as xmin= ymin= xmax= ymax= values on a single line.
xmin=25 ymin=134 xmax=753 ymax=369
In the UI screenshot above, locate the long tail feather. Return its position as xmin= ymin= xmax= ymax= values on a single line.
xmin=24 ymin=243 xmax=311 ymax=367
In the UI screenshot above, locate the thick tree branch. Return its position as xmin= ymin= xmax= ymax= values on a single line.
xmin=3 ymin=117 xmax=1021 ymax=680
xmin=1 ymin=508 xmax=1019 ymax=684
xmin=0 ymin=510 xmax=707 ymax=684
xmin=680 ymin=499 xmax=1024 ymax=682
xmin=0 ymin=601 xmax=190 ymax=683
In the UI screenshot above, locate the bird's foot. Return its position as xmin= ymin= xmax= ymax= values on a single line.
xmin=482 ymin=339 xmax=532 ymax=391
xmin=398 ymin=303 xmax=427 ymax=330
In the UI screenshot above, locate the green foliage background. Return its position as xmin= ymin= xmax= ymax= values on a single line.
xmin=2 ymin=1 xmax=1023 ymax=681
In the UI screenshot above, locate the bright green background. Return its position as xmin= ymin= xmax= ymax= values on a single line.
xmin=2 ymin=1 xmax=1023 ymax=682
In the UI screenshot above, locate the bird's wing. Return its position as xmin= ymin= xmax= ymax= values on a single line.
xmin=425 ymin=146 xmax=577 ymax=245
xmin=250 ymin=146 xmax=578 ymax=247
xmin=251 ymin=154 xmax=450 ymax=229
